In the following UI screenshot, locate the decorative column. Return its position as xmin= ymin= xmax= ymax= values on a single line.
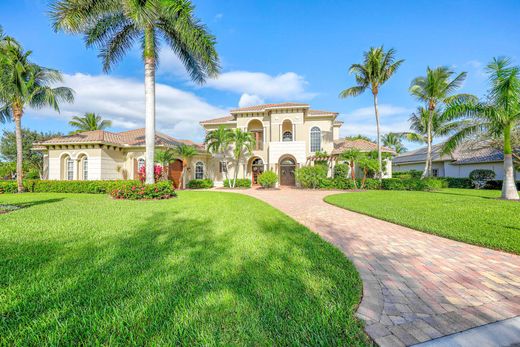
xmin=292 ymin=123 xmax=296 ymax=141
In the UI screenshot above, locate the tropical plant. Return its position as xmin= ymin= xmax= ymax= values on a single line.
xmin=344 ymin=134 xmax=373 ymax=142
xmin=69 ymin=112 xmax=111 ymax=134
xmin=205 ymin=126 xmax=232 ymax=182
xmin=229 ymin=128 xmax=255 ymax=188
xmin=409 ymin=66 xmax=474 ymax=178
xmin=51 ymin=0 xmax=220 ymax=184
xmin=442 ymin=57 xmax=520 ymax=200
xmin=339 ymin=148 xmax=362 ymax=188
xmin=155 ymin=148 xmax=177 ymax=180
xmin=173 ymin=144 xmax=198 ymax=189
xmin=339 ymin=46 xmax=404 ymax=179
xmin=0 ymin=35 xmax=74 ymax=192
xmin=381 ymin=133 xmax=406 ymax=154
xmin=257 ymin=170 xmax=278 ymax=188
xmin=357 ymin=155 xmax=379 ymax=189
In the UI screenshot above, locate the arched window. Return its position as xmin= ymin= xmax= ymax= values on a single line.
xmin=67 ymin=158 xmax=74 ymax=180
xmin=310 ymin=126 xmax=321 ymax=152
xmin=82 ymin=157 xmax=88 ymax=180
xmin=195 ymin=161 xmax=204 ymax=179
xmin=137 ymin=158 xmax=145 ymax=172
xmin=282 ymin=131 xmax=293 ymax=142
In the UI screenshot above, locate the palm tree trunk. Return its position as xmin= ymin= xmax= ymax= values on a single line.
xmin=144 ymin=26 xmax=156 ymax=185
xmin=502 ymin=125 xmax=519 ymax=200
xmin=421 ymin=113 xmax=432 ymax=179
xmin=13 ymin=105 xmax=24 ymax=193
xmin=350 ymin=161 xmax=357 ymax=188
xmin=372 ymin=93 xmax=382 ymax=180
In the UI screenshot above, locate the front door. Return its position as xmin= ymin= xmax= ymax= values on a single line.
xmin=168 ymin=159 xmax=183 ymax=188
xmin=251 ymin=158 xmax=264 ymax=184
xmin=280 ymin=158 xmax=296 ymax=186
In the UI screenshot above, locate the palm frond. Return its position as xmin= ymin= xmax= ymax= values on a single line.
xmin=339 ymin=86 xmax=365 ymax=98
xmin=100 ymin=24 xmax=139 ymax=72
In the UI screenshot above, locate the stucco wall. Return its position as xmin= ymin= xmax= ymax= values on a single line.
xmin=48 ymin=147 xmax=103 ymax=180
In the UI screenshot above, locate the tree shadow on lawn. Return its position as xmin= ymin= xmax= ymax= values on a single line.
xmin=0 ymin=210 xmax=370 ymax=346
xmin=2 ymin=198 xmax=64 ymax=209
xmin=429 ymin=190 xmax=498 ymax=200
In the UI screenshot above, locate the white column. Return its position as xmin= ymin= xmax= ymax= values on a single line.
xmin=292 ymin=123 xmax=296 ymax=141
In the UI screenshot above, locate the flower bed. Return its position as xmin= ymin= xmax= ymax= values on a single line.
xmin=110 ymin=181 xmax=176 ymax=200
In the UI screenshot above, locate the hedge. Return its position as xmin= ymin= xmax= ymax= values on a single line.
xmin=0 ymin=180 xmax=143 ymax=194
xmin=187 ymin=179 xmax=214 ymax=189
xmin=381 ymin=178 xmax=446 ymax=191
xmin=109 ymin=181 xmax=176 ymax=200
xmin=223 ymin=178 xmax=251 ymax=188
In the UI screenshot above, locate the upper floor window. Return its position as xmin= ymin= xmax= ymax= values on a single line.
xmin=195 ymin=161 xmax=204 ymax=179
xmin=282 ymin=131 xmax=293 ymax=142
xmin=310 ymin=127 xmax=321 ymax=152
xmin=67 ymin=158 xmax=74 ymax=180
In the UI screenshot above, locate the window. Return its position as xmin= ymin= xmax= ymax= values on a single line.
xmin=432 ymin=169 xmax=439 ymax=177
xmin=137 ymin=158 xmax=145 ymax=172
xmin=219 ymin=161 xmax=227 ymax=173
xmin=282 ymin=131 xmax=293 ymax=142
xmin=195 ymin=162 xmax=204 ymax=179
xmin=310 ymin=127 xmax=321 ymax=152
xmin=82 ymin=158 xmax=88 ymax=180
xmin=67 ymin=158 xmax=74 ymax=180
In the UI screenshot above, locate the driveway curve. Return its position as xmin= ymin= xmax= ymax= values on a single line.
xmin=222 ymin=188 xmax=520 ymax=347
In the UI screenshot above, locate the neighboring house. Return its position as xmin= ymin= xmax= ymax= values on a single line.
xmin=34 ymin=102 xmax=394 ymax=186
xmin=393 ymin=141 xmax=520 ymax=180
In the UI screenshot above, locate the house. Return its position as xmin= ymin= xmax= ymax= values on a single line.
xmin=34 ymin=102 xmax=394 ymax=186
xmin=392 ymin=141 xmax=520 ymax=180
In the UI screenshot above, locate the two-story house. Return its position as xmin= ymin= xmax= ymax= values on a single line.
xmin=33 ymin=102 xmax=393 ymax=187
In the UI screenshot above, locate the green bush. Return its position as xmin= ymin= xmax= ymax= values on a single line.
xmin=187 ymin=179 xmax=214 ymax=189
xmin=223 ymin=178 xmax=252 ymax=188
xmin=0 ymin=180 xmax=144 ymax=194
xmin=257 ymin=171 xmax=278 ymax=188
xmin=469 ymin=169 xmax=496 ymax=188
xmin=0 ymin=181 xmax=17 ymax=193
xmin=393 ymin=170 xmax=422 ymax=179
xmin=295 ymin=165 xmax=328 ymax=189
xmin=109 ymin=181 xmax=176 ymax=200
xmin=333 ymin=164 xmax=350 ymax=179
xmin=482 ymin=180 xmax=520 ymax=190
xmin=381 ymin=178 xmax=445 ymax=191
xmin=331 ymin=177 xmax=356 ymax=190
xmin=443 ymin=177 xmax=473 ymax=189
xmin=361 ymin=178 xmax=382 ymax=190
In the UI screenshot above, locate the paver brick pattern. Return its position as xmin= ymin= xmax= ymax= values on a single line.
xmin=224 ymin=188 xmax=520 ymax=347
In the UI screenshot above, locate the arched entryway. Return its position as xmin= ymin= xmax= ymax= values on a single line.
xmin=250 ymin=157 xmax=264 ymax=185
xmin=168 ymin=159 xmax=183 ymax=188
xmin=279 ymin=155 xmax=296 ymax=186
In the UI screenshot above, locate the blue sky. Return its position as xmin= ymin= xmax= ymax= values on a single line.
xmin=1 ymin=0 xmax=519 ymax=147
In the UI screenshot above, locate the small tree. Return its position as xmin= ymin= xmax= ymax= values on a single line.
xmin=173 ymin=144 xmax=198 ymax=189
xmin=469 ymin=169 xmax=496 ymax=189
xmin=205 ymin=126 xmax=232 ymax=183
xmin=229 ymin=128 xmax=255 ymax=188
xmin=339 ymin=149 xmax=362 ymax=188
xmin=155 ymin=148 xmax=177 ymax=180
xmin=357 ymin=155 xmax=379 ymax=189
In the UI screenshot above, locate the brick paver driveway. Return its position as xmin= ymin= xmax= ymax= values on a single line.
xmin=224 ymin=188 xmax=520 ymax=347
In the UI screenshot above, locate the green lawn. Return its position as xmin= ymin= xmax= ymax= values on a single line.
xmin=0 ymin=192 xmax=370 ymax=346
xmin=325 ymin=188 xmax=520 ymax=254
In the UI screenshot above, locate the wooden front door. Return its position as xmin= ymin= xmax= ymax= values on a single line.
xmin=251 ymin=158 xmax=264 ymax=185
xmin=279 ymin=158 xmax=296 ymax=186
xmin=168 ymin=160 xmax=183 ymax=188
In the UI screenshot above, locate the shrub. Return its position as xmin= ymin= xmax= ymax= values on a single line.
xmin=187 ymin=178 xmax=214 ymax=189
xmin=295 ymin=165 xmax=328 ymax=189
xmin=393 ymin=170 xmax=422 ymax=179
xmin=333 ymin=164 xmax=350 ymax=179
xmin=381 ymin=178 xmax=445 ymax=191
xmin=469 ymin=169 xmax=496 ymax=189
xmin=331 ymin=177 xmax=356 ymax=190
xmin=223 ymin=178 xmax=251 ymax=188
xmin=110 ymin=181 xmax=176 ymax=200
xmin=0 ymin=181 xmax=17 ymax=193
xmin=443 ymin=177 xmax=473 ymax=189
xmin=482 ymin=180 xmax=520 ymax=190
xmin=257 ymin=171 xmax=278 ymax=188
xmin=0 ymin=180 xmax=143 ymax=194
xmin=138 ymin=164 xmax=163 ymax=183
xmin=361 ymin=178 xmax=382 ymax=190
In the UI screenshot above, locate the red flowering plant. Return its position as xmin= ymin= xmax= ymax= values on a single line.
xmin=138 ymin=164 xmax=163 ymax=183
xmin=110 ymin=181 xmax=176 ymax=200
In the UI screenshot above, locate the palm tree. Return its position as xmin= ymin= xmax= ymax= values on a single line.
xmin=173 ymin=144 xmax=198 ymax=189
xmin=69 ymin=112 xmax=112 ymax=134
xmin=0 ymin=36 xmax=74 ymax=192
xmin=51 ymin=0 xmax=220 ymax=184
xmin=381 ymin=133 xmax=406 ymax=154
xmin=339 ymin=148 xmax=362 ymax=188
xmin=229 ymin=128 xmax=255 ymax=188
xmin=409 ymin=66 xmax=475 ymax=178
xmin=205 ymin=126 xmax=232 ymax=183
xmin=339 ymin=46 xmax=404 ymax=179
xmin=443 ymin=57 xmax=520 ymax=200
xmin=155 ymin=148 xmax=176 ymax=180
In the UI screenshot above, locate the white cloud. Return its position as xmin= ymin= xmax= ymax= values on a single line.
xmin=30 ymin=73 xmax=228 ymax=141
xmin=347 ymin=104 xmax=413 ymax=119
xmin=238 ymin=93 xmax=265 ymax=107
xmin=214 ymin=13 xmax=223 ymax=21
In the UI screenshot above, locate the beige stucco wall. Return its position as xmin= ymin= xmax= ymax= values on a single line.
xmin=48 ymin=147 xmax=103 ymax=180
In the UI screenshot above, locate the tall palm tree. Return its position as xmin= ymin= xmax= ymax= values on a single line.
xmin=443 ymin=58 xmax=520 ymax=200
xmin=339 ymin=46 xmax=404 ymax=179
xmin=0 ymin=37 xmax=74 ymax=192
xmin=51 ymin=0 xmax=220 ymax=184
xmin=69 ymin=112 xmax=112 ymax=134
xmin=409 ymin=66 xmax=474 ymax=178
xmin=381 ymin=133 xmax=406 ymax=154
xmin=205 ymin=126 xmax=232 ymax=183
xmin=173 ymin=143 xmax=198 ymax=188
xmin=229 ymin=128 xmax=255 ymax=188
xmin=339 ymin=148 xmax=362 ymax=188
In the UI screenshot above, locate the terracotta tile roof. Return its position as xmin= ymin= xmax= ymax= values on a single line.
xmin=230 ymin=102 xmax=309 ymax=113
xmin=332 ymin=139 xmax=396 ymax=155
xmin=308 ymin=109 xmax=339 ymax=116
xmin=199 ymin=115 xmax=235 ymax=125
xmin=35 ymin=128 xmax=203 ymax=149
